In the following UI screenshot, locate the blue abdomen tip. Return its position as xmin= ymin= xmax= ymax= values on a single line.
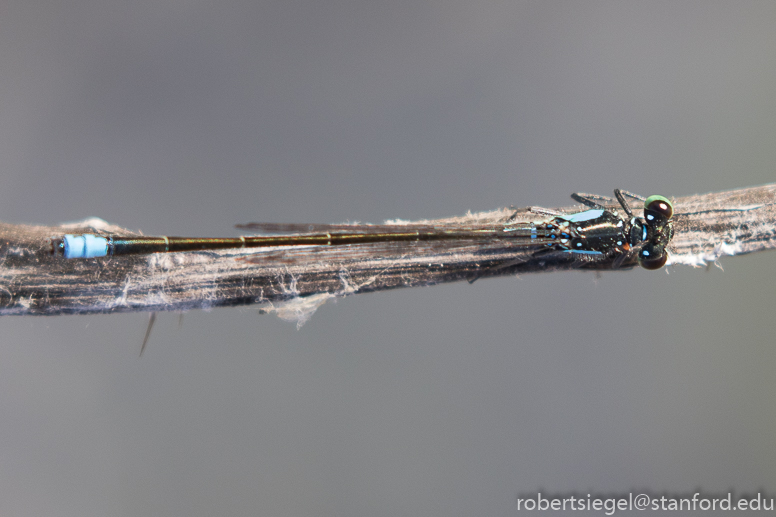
xmin=63 ymin=234 xmax=108 ymax=259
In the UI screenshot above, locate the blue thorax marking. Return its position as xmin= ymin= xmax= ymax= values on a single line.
xmin=563 ymin=249 xmax=604 ymax=255
xmin=563 ymin=209 xmax=604 ymax=223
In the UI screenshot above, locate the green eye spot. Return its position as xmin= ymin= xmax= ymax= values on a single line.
xmin=644 ymin=195 xmax=673 ymax=219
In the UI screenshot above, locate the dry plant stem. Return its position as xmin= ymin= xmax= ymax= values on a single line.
xmin=0 ymin=184 xmax=774 ymax=317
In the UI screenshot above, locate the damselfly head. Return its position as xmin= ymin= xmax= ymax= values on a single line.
xmin=636 ymin=195 xmax=674 ymax=270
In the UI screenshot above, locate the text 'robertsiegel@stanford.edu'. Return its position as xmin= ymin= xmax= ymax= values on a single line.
xmin=516 ymin=492 xmax=773 ymax=514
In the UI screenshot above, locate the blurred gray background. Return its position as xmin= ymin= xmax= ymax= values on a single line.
xmin=1 ymin=1 xmax=775 ymax=515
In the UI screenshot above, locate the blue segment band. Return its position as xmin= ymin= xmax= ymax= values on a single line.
xmin=63 ymin=234 xmax=109 ymax=259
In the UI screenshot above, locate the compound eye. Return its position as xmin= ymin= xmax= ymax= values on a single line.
xmin=644 ymin=195 xmax=673 ymax=219
xmin=638 ymin=246 xmax=668 ymax=270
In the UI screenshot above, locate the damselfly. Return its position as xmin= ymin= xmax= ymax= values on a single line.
xmin=50 ymin=189 xmax=675 ymax=270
